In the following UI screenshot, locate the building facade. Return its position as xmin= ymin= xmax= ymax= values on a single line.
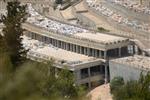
xmin=109 ymin=55 xmax=150 ymax=82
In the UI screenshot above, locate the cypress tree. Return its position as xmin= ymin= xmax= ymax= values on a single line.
xmin=1 ymin=0 xmax=27 ymax=67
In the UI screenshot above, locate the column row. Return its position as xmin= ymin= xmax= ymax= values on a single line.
xmin=29 ymin=32 xmax=106 ymax=58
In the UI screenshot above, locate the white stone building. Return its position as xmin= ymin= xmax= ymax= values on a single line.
xmin=109 ymin=55 xmax=150 ymax=82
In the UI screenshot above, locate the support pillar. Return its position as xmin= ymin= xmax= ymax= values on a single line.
xmin=84 ymin=47 xmax=86 ymax=55
xmin=80 ymin=46 xmax=82 ymax=54
xmin=54 ymin=39 xmax=56 ymax=46
xmin=66 ymin=43 xmax=69 ymax=50
xmin=74 ymin=70 xmax=81 ymax=85
xmin=104 ymin=51 xmax=107 ymax=59
xmin=61 ymin=41 xmax=63 ymax=49
xmin=76 ymin=45 xmax=79 ymax=53
xmin=87 ymin=48 xmax=90 ymax=56
xmin=95 ymin=50 xmax=97 ymax=57
xmin=73 ymin=44 xmax=76 ymax=52
xmin=105 ymin=65 xmax=108 ymax=84
xmin=99 ymin=50 xmax=102 ymax=58
xmin=119 ymin=47 xmax=121 ymax=57
xmin=92 ymin=49 xmax=94 ymax=57
xmin=71 ymin=44 xmax=73 ymax=51
xmin=51 ymin=39 xmax=54 ymax=46
xmin=88 ymin=68 xmax=91 ymax=88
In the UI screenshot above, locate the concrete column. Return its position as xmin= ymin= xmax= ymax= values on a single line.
xmin=56 ymin=40 xmax=58 ymax=47
xmin=66 ymin=43 xmax=68 ymax=50
xmin=87 ymin=48 xmax=90 ymax=56
xmin=135 ymin=45 xmax=139 ymax=55
xmin=105 ymin=65 xmax=108 ymax=84
xmin=88 ymin=68 xmax=91 ymax=88
xmin=51 ymin=38 xmax=53 ymax=45
xmin=65 ymin=42 xmax=68 ymax=50
xmin=74 ymin=45 xmax=76 ymax=52
xmin=84 ymin=47 xmax=86 ymax=55
xmin=72 ymin=44 xmax=74 ymax=51
xmin=76 ymin=45 xmax=78 ymax=53
xmin=64 ymin=42 xmax=66 ymax=50
xmin=59 ymin=41 xmax=61 ymax=48
xmin=73 ymin=44 xmax=76 ymax=52
xmin=99 ymin=50 xmax=102 ymax=58
xmin=119 ymin=47 xmax=121 ymax=57
xmin=55 ymin=40 xmax=58 ymax=47
xmin=62 ymin=42 xmax=64 ymax=49
xmin=61 ymin=41 xmax=63 ymax=49
xmin=64 ymin=42 xmax=66 ymax=49
xmin=74 ymin=70 xmax=81 ymax=85
xmin=52 ymin=39 xmax=54 ymax=46
xmin=104 ymin=51 xmax=107 ymax=59
xmin=92 ymin=49 xmax=95 ymax=57
xmin=55 ymin=40 xmax=57 ymax=46
xmin=54 ymin=39 xmax=56 ymax=46
xmin=80 ymin=46 xmax=82 ymax=54
xmin=70 ymin=44 xmax=72 ymax=51
xmin=95 ymin=50 xmax=97 ymax=57
xmin=71 ymin=44 xmax=73 ymax=51
xmin=85 ymin=48 xmax=88 ymax=55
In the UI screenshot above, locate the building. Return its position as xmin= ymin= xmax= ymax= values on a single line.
xmin=1 ymin=1 xmax=146 ymax=88
xmin=23 ymin=35 xmax=106 ymax=88
xmin=20 ymin=4 xmax=136 ymax=88
xmin=109 ymin=55 xmax=150 ymax=82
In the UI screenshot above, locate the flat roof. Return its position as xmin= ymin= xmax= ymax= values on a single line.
xmin=74 ymin=32 xmax=128 ymax=44
xmin=33 ymin=46 xmax=93 ymax=62
xmin=60 ymin=7 xmax=76 ymax=20
xmin=74 ymin=1 xmax=88 ymax=12
xmin=22 ymin=36 xmax=97 ymax=66
xmin=111 ymin=55 xmax=150 ymax=71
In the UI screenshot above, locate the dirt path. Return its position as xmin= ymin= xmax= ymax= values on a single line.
xmin=88 ymin=84 xmax=113 ymax=100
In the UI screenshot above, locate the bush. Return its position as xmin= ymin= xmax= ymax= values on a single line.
xmin=97 ymin=27 xmax=109 ymax=32
xmin=110 ymin=77 xmax=124 ymax=93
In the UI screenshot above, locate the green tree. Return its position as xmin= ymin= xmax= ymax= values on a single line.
xmin=0 ymin=35 xmax=13 ymax=84
xmin=0 ymin=61 xmax=86 ymax=100
xmin=110 ymin=76 xmax=124 ymax=93
xmin=55 ymin=68 xmax=85 ymax=100
xmin=1 ymin=0 xmax=27 ymax=67
xmin=111 ymin=73 xmax=150 ymax=100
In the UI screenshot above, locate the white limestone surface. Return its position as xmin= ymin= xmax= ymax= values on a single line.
xmin=74 ymin=32 xmax=127 ymax=44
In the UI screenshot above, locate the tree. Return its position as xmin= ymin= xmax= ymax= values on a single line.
xmin=0 ymin=35 xmax=13 ymax=83
xmin=1 ymin=0 xmax=27 ymax=67
xmin=110 ymin=76 xmax=124 ymax=93
xmin=0 ymin=61 xmax=86 ymax=100
xmin=111 ymin=73 xmax=150 ymax=100
xmin=56 ymin=68 xmax=80 ymax=99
